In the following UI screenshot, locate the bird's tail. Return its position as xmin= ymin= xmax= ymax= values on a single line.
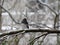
xmin=26 ymin=24 xmax=29 ymax=29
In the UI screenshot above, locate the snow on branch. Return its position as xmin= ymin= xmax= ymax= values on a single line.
xmin=0 ymin=29 xmax=60 ymax=37
xmin=0 ymin=5 xmax=21 ymax=24
xmin=28 ymin=33 xmax=48 ymax=45
xmin=37 ymin=1 xmax=58 ymax=15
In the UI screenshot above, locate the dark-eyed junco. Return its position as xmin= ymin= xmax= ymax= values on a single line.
xmin=21 ymin=18 xmax=29 ymax=29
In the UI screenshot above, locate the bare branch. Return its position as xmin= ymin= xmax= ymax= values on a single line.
xmin=0 ymin=29 xmax=60 ymax=37
xmin=0 ymin=5 xmax=21 ymax=24
xmin=2 ymin=0 xmax=4 ymax=6
xmin=54 ymin=15 xmax=59 ymax=29
xmin=37 ymin=1 xmax=58 ymax=15
xmin=37 ymin=1 xmax=59 ymax=29
xmin=39 ymin=34 xmax=47 ymax=45
xmin=8 ymin=0 xmax=17 ymax=10
xmin=28 ymin=33 xmax=48 ymax=45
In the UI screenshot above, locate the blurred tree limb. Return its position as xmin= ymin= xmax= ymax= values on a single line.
xmin=28 ymin=32 xmax=48 ymax=45
xmin=35 ymin=0 xmax=59 ymax=29
xmin=0 ymin=5 xmax=21 ymax=24
xmin=2 ymin=0 xmax=4 ymax=6
xmin=0 ymin=0 xmax=2 ymax=31
xmin=8 ymin=0 xmax=17 ymax=10
xmin=39 ymin=34 xmax=47 ymax=45
xmin=0 ymin=29 xmax=60 ymax=37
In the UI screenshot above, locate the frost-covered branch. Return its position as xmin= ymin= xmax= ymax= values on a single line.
xmin=8 ymin=0 xmax=17 ymax=10
xmin=0 ymin=5 xmax=21 ymax=24
xmin=0 ymin=29 xmax=60 ymax=37
xmin=28 ymin=33 xmax=48 ymax=45
xmin=2 ymin=0 xmax=4 ymax=6
xmin=37 ymin=0 xmax=58 ymax=15
xmin=37 ymin=0 xmax=59 ymax=29
xmin=39 ymin=34 xmax=47 ymax=45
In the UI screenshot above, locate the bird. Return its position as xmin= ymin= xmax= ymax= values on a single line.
xmin=21 ymin=18 xmax=29 ymax=29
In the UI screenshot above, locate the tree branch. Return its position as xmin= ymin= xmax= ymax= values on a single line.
xmin=41 ymin=2 xmax=59 ymax=29
xmin=2 ymin=0 xmax=4 ymax=6
xmin=37 ymin=1 xmax=59 ymax=29
xmin=39 ymin=33 xmax=47 ymax=45
xmin=28 ymin=33 xmax=48 ymax=45
xmin=0 ymin=29 xmax=60 ymax=37
xmin=0 ymin=5 xmax=21 ymax=24
xmin=8 ymin=0 xmax=17 ymax=10
xmin=38 ymin=1 xmax=58 ymax=16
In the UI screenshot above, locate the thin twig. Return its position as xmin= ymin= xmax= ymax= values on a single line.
xmin=29 ymin=23 xmax=53 ymax=30
xmin=8 ymin=0 xmax=17 ymax=10
xmin=39 ymin=34 xmax=47 ymax=45
xmin=39 ymin=1 xmax=58 ymax=16
xmin=2 ymin=0 xmax=4 ymax=6
xmin=37 ymin=1 xmax=58 ymax=29
xmin=0 ymin=5 xmax=21 ymax=24
xmin=28 ymin=33 xmax=48 ymax=45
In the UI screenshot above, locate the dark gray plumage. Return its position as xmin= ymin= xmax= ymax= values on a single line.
xmin=21 ymin=18 xmax=29 ymax=29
